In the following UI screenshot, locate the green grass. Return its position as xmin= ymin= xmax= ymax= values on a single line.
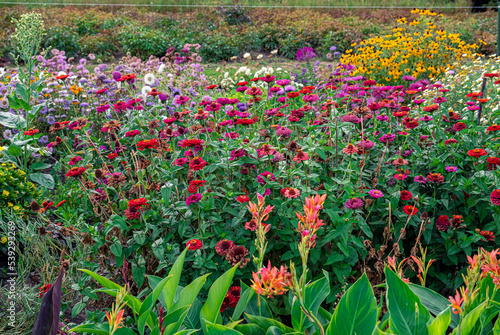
xmin=0 ymin=0 xmax=475 ymax=10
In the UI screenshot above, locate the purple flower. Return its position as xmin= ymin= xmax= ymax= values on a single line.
xmin=112 ymin=71 xmax=121 ymax=81
xmin=186 ymin=193 xmax=202 ymax=206
xmin=345 ymin=198 xmax=364 ymax=209
xmin=297 ymin=47 xmax=316 ymax=61
xmin=264 ymin=188 xmax=271 ymax=196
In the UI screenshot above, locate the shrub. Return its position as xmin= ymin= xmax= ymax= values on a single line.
xmin=118 ymin=25 xmax=169 ymax=58
xmin=199 ymin=33 xmax=239 ymax=62
xmin=78 ymin=30 xmax=118 ymax=61
xmin=0 ymin=163 xmax=42 ymax=217
xmin=42 ymin=26 xmax=81 ymax=58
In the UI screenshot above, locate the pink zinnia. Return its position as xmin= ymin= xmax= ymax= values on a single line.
xmin=345 ymin=198 xmax=364 ymax=209
xmin=491 ymin=190 xmax=500 ymax=206
xmin=293 ymin=150 xmax=309 ymax=163
xmin=368 ymin=189 xmax=384 ymax=199
xmin=186 ymin=193 xmax=202 ymax=206
xmin=394 ymin=173 xmax=408 ymax=181
xmin=445 ymin=166 xmax=458 ymax=172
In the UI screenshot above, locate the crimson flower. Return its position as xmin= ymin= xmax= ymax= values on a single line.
xmin=137 ymin=139 xmax=159 ymax=151
xmin=403 ymin=205 xmax=418 ymax=216
xmin=189 ymin=157 xmax=207 ymax=171
xmin=491 ymin=190 xmax=500 ymax=206
xmin=66 ymin=167 xmax=86 ymax=177
xmin=38 ymin=284 xmax=53 ymax=298
xmin=187 ymin=239 xmax=202 ymax=250
xmin=468 ymin=148 xmax=487 ymax=158
xmin=236 ymin=195 xmax=250 ymax=203
xmin=215 ymin=239 xmax=234 ymax=256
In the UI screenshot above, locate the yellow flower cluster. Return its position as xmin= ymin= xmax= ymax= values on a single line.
xmin=0 ymin=163 xmax=41 ymax=216
xmin=340 ymin=9 xmax=478 ymax=83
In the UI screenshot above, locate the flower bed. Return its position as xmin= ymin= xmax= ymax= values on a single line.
xmin=1 ymin=10 xmax=500 ymax=334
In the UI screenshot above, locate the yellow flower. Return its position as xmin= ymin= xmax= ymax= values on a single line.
xmin=1 ymin=237 xmax=7 ymax=243
xmin=2 ymin=190 xmax=10 ymax=197
xmin=8 ymin=202 xmax=13 ymax=207
xmin=13 ymin=206 xmax=20 ymax=211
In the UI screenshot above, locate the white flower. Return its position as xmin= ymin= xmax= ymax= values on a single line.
xmin=271 ymin=50 xmax=278 ymax=54
xmin=158 ymin=64 xmax=166 ymax=73
xmin=167 ymin=73 xmax=174 ymax=78
xmin=224 ymin=72 xmax=229 ymax=78
xmin=256 ymin=54 xmax=263 ymax=59
xmin=144 ymin=73 xmax=156 ymax=86
xmin=245 ymin=69 xmax=252 ymax=76
xmin=141 ymin=86 xmax=152 ymax=95
xmin=238 ymin=66 xmax=247 ymax=73
xmin=243 ymin=53 xmax=251 ymax=59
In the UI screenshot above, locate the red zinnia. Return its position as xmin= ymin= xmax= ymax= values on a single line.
xmin=422 ymin=104 xmax=439 ymax=113
xmin=137 ymin=139 xmax=159 ymax=151
xmin=215 ymin=239 xmax=234 ymax=256
xmin=427 ymin=173 xmax=444 ymax=183
xmin=480 ymin=231 xmax=495 ymax=242
xmin=65 ymin=167 xmax=86 ymax=177
xmin=56 ymin=74 xmax=69 ymax=80
xmin=487 ymin=157 xmax=500 ymax=165
xmin=436 ymin=215 xmax=450 ymax=231
xmin=444 ymin=139 xmax=458 ymax=145
xmin=236 ymin=195 xmax=250 ymax=203
xmin=187 ymin=239 xmax=202 ymax=250
xmin=468 ymin=148 xmax=487 ymax=158
xmin=287 ymin=92 xmax=300 ymax=99
xmin=179 ymin=139 xmax=204 ymax=148
xmin=188 ymin=184 xmax=198 ymax=193
xmin=107 ymin=153 xmax=118 ymax=159
xmin=491 ymin=190 xmax=500 ymax=206
xmin=400 ymin=190 xmax=412 ymax=201
xmin=189 ymin=157 xmax=207 ymax=171
xmin=128 ymin=198 xmax=148 ymax=208
xmin=24 ymin=128 xmax=39 ymax=136
xmin=403 ymin=205 xmax=418 ymax=216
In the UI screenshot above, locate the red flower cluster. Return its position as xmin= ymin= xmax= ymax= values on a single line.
xmin=468 ymin=148 xmax=487 ymax=158
xmin=125 ymin=198 xmax=148 ymax=220
xmin=179 ymin=139 xmax=204 ymax=148
xmin=38 ymin=283 xmax=53 ymax=298
xmin=189 ymin=157 xmax=207 ymax=171
xmin=491 ymin=190 xmax=500 ymax=206
xmin=24 ymin=128 xmax=39 ymax=136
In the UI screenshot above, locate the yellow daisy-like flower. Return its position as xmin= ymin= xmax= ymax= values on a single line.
xmin=2 ymin=190 xmax=10 ymax=197
xmin=1 ymin=236 xmax=7 ymax=243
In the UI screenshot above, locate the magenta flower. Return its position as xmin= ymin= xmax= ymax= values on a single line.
xmin=186 ymin=193 xmax=202 ymax=206
xmin=445 ymin=166 xmax=458 ymax=172
xmin=414 ymin=175 xmax=428 ymax=184
xmin=368 ymin=189 xmax=384 ymax=199
xmin=345 ymin=198 xmax=364 ymax=210
xmin=173 ymin=158 xmax=188 ymax=166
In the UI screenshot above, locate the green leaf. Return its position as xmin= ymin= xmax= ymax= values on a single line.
xmin=200 ymin=264 xmax=239 ymax=333
xmin=15 ymin=83 xmax=28 ymax=101
xmin=71 ymin=302 xmax=86 ymax=318
xmin=30 ymin=162 xmax=51 ymax=171
xmin=93 ymin=289 xmax=142 ymax=315
xmin=162 ymin=305 xmax=191 ymax=335
xmin=30 ymin=173 xmax=55 ymax=189
xmin=385 ymin=267 xmax=430 ymax=335
xmin=408 ymin=284 xmax=459 ymax=329
xmin=232 ymin=284 xmax=255 ymax=320
xmin=292 ymin=274 xmax=330 ymax=331
xmin=455 ymin=301 xmax=486 ymax=335
xmin=205 ymin=320 xmax=243 ymax=334
xmin=327 ymin=273 xmax=377 ymax=335
xmin=172 ymin=273 xmax=210 ymax=310
xmin=244 ymin=315 xmax=295 ymax=333
xmin=165 ymin=247 xmax=189 ymax=311
xmin=138 ymin=275 xmax=172 ymax=334
xmin=233 ymin=323 xmax=266 ymax=335
xmin=427 ymin=307 xmax=451 ymax=334
xmin=7 ymin=145 xmax=23 ymax=157
xmin=79 ymin=269 xmax=122 ymax=290
xmin=161 ymin=184 xmax=174 ymax=206
xmin=493 ymin=314 xmax=500 ymax=335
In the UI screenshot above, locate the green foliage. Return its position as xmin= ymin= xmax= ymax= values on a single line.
xmin=118 ymin=25 xmax=170 ymax=58
xmin=42 ymin=26 xmax=81 ymax=58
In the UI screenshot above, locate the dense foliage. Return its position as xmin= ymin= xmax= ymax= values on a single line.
xmin=1 ymin=9 xmax=500 ymax=335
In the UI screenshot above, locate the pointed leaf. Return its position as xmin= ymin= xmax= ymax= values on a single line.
xmin=427 ymin=307 xmax=451 ymax=334
xmin=327 ymin=273 xmax=377 ymax=335
xmin=165 ymin=247 xmax=189 ymax=311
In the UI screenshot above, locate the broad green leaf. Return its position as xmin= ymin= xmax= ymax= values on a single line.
xmin=234 ymin=323 xmax=266 ymax=335
xmin=200 ymin=264 xmax=238 ymax=333
xmin=79 ymin=269 xmax=122 ymax=290
xmin=205 ymin=320 xmax=243 ymax=334
xmin=238 ymin=281 xmax=272 ymax=318
xmin=0 ymin=111 xmax=26 ymax=128
xmin=30 ymin=162 xmax=51 ymax=171
xmin=244 ymin=315 xmax=295 ymax=333
xmin=30 ymin=173 xmax=55 ymax=189
xmin=453 ymin=301 xmax=486 ymax=335
xmin=8 ymin=145 xmax=23 ymax=157
xmin=427 ymin=307 xmax=451 ymax=334
xmin=172 ymin=273 xmax=210 ymax=310
xmin=232 ymin=283 xmax=255 ymax=320
xmin=165 ymin=247 xmax=189 ymax=311
xmin=493 ymin=315 xmax=500 ymax=335
xmin=292 ymin=274 xmax=330 ymax=331
xmin=371 ymin=326 xmax=395 ymax=335
xmin=409 ymin=284 xmax=459 ymax=329
xmin=162 ymin=305 xmax=191 ymax=335
xmin=385 ymin=267 xmax=430 ymax=335
xmin=138 ymin=275 xmax=172 ymax=334
xmin=327 ymin=273 xmax=377 ymax=335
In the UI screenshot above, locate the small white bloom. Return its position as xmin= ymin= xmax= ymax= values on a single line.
xmin=245 ymin=69 xmax=251 ymax=76
xmin=271 ymin=50 xmax=278 ymax=54
xmin=158 ymin=64 xmax=166 ymax=73
xmin=141 ymin=86 xmax=152 ymax=95
xmin=243 ymin=53 xmax=251 ymax=59
xmin=144 ymin=73 xmax=156 ymax=86
xmin=256 ymin=54 xmax=263 ymax=60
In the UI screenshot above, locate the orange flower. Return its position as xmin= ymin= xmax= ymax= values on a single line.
xmin=251 ymin=261 xmax=292 ymax=297
xmin=448 ymin=289 xmax=467 ymax=314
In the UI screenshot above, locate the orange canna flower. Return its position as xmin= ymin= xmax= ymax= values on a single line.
xmin=251 ymin=261 xmax=292 ymax=298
